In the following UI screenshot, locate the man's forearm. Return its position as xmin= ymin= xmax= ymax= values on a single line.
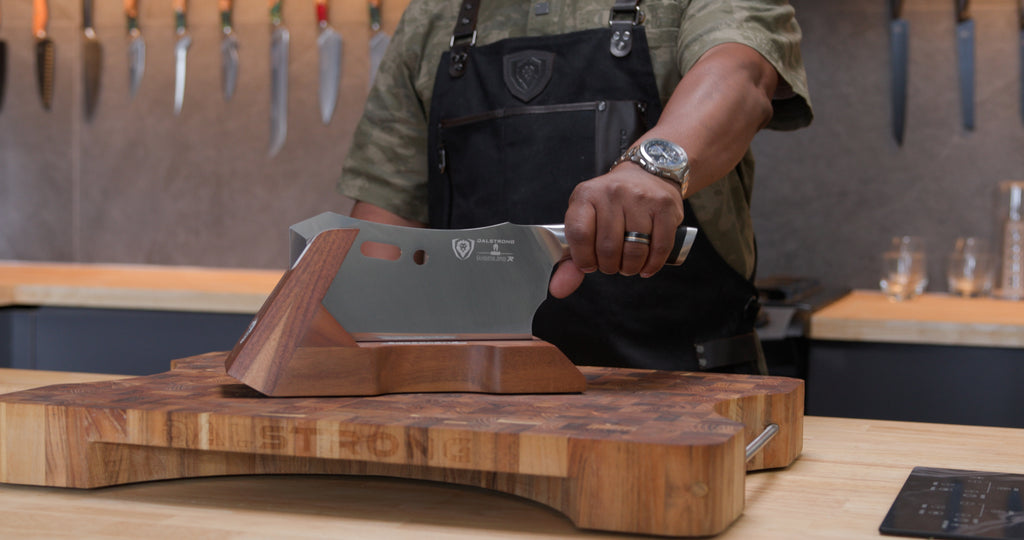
xmin=643 ymin=42 xmax=779 ymax=197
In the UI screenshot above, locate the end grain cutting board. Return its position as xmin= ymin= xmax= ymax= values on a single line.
xmin=0 ymin=353 xmax=803 ymax=537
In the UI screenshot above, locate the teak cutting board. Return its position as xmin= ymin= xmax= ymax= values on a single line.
xmin=0 ymin=353 xmax=803 ymax=537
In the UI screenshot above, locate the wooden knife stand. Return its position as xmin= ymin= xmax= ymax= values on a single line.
xmin=224 ymin=228 xmax=586 ymax=397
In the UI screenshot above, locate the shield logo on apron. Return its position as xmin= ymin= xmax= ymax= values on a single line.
xmin=503 ymin=50 xmax=555 ymax=102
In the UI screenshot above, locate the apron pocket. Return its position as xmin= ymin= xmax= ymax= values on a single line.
xmin=435 ymin=100 xmax=648 ymax=227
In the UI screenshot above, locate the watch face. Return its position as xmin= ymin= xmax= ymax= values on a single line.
xmin=641 ymin=139 xmax=686 ymax=170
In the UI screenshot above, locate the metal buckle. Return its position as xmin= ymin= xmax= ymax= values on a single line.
xmin=449 ymin=30 xmax=477 ymax=49
xmin=607 ymin=5 xmax=643 ymax=26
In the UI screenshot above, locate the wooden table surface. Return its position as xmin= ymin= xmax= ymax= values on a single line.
xmin=0 ymin=261 xmax=281 ymax=314
xmin=2 ymin=369 xmax=1023 ymax=539
xmin=810 ymin=289 xmax=1024 ymax=348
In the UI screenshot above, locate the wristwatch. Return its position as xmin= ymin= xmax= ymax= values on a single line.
xmin=613 ymin=138 xmax=690 ymax=196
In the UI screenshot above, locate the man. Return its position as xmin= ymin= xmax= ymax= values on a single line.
xmin=338 ymin=0 xmax=812 ymax=371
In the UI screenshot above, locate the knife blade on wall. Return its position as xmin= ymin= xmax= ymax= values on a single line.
xmin=220 ymin=0 xmax=238 ymax=101
xmin=0 ymin=0 xmax=7 ymax=114
xmin=889 ymin=0 xmax=908 ymax=146
xmin=125 ymin=0 xmax=145 ymax=99
xmin=82 ymin=0 xmax=102 ymax=120
xmin=34 ymin=0 xmax=55 ymax=111
xmin=173 ymin=0 xmax=191 ymax=115
xmin=269 ymin=0 xmax=289 ymax=157
xmin=316 ymin=0 xmax=342 ymax=125
xmin=955 ymin=0 xmax=974 ymax=131
xmin=289 ymin=213 xmax=698 ymax=341
xmin=368 ymin=0 xmax=389 ymax=86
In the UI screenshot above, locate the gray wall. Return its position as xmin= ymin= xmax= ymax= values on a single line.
xmin=1 ymin=0 xmax=1022 ymax=292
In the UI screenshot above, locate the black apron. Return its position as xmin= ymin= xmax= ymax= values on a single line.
xmin=426 ymin=2 xmax=762 ymax=371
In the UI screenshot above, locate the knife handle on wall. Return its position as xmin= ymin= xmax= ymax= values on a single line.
xmin=890 ymin=0 xmax=903 ymax=20
xmin=955 ymin=0 xmax=970 ymax=23
xmin=219 ymin=0 xmax=233 ymax=28
xmin=125 ymin=0 xmax=140 ymax=33
xmin=33 ymin=0 xmax=48 ymax=38
xmin=369 ymin=0 xmax=382 ymax=32
xmin=173 ymin=0 xmax=187 ymax=33
xmin=316 ymin=0 xmax=328 ymax=26
xmin=83 ymin=0 xmax=95 ymax=31
xmin=270 ymin=0 xmax=283 ymax=26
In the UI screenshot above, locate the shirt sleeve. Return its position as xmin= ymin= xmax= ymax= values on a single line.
xmin=678 ymin=0 xmax=812 ymax=131
xmin=335 ymin=0 xmax=437 ymax=224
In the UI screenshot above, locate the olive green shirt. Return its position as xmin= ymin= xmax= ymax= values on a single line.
xmin=338 ymin=0 xmax=812 ymax=278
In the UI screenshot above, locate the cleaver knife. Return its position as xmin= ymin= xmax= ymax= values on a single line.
xmin=289 ymin=212 xmax=698 ymax=342
xmin=889 ymin=0 xmax=908 ymax=146
xmin=125 ymin=0 xmax=145 ymax=99
xmin=82 ymin=0 xmax=102 ymax=121
xmin=955 ymin=0 xmax=974 ymax=131
xmin=268 ymin=0 xmax=289 ymax=157
xmin=34 ymin=0 xmax=55 ymax=111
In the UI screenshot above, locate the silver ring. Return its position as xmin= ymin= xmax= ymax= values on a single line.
xmin=623 ymin=231 xmax=651 ymax=246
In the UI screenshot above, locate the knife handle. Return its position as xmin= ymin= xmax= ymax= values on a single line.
xmin=955 ymin=0 xmax=970 ymax=23
xmin=220 ymin=0 xmax=233 ymax=31
xmin=270 ymin=0 xmax=283 ymax=25
xmin=125 ymin=0 xmax=140 ymax=33
xmin=83 ymin=0 xmax=94 ymax=30
xmin=542 ymin=224 xmax=698 ymax=267
xmin=316 ymin=0 xmax=328 ymax=26
xmin=173 ymin=0 xmax=186 ymax=33
xmin=889 ymin=0 xmax=903 ymax=20
xmin=369 ymin=0 xmax=382 ymax=32
xmin=33 ymin=0 xmax=48 ymax=38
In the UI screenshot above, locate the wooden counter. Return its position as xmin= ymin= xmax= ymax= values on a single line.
xmin=1 ymin=368 xmax=1022 ymax=539
xmin=810 ymin=290 xmax=1024 ymax=348
xmin=0 ymin=261 xmax=281 ymax=314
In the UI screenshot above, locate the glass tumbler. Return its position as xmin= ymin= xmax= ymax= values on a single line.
xmin=880 ymin=236 xmax=928 ymax=301
xmin=947 ymin=237 xmax=994 ymax=297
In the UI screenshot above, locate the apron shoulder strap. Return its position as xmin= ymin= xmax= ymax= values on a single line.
xmin=448 ymin=0 xmax=482 ymax=77
xmin=609 ymin=0 xmax=643 ymax=57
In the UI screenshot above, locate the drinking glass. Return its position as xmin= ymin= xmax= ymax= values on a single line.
xmin=947 ymin=237 xmax=993 ymax=297
xmin=880 ymin=236 xmax=928 ymax=301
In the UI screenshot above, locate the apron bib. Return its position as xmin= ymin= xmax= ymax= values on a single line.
xmin=426 ymin=8 xmax=761 ymax=371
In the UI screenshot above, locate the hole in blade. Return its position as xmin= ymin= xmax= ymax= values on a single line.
xmin=413 ymin=250 xmax=428 ymax=265
xmin=360 ymin=241 xmax=401 ymax=261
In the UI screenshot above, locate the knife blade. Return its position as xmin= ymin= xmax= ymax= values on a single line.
xmin=889 ymin=0 xmax=908 ymax=146
xmin=269 ymin=0 xmax=289 ymax=157
xmin=289 ymin=212 xmax=698 ymax=341
xmin=125 ymin=0 xmax=145 ymax=99
xmin=173 ymin=0 xmax=191 ymax=115
xmin=220 ymin=0 xmax=238 ymax=101
xmin=316 ymin=0 xmax=342 ymax=125
xmin=0 ymin=1 xmax=7 ymax=114
xmin=955 ymin=0 xmax=974 ymax=131
xmin=82 ymin=0 xmax=102 ymax=121
xmin=34 ymin=0 xmax=55 ymax=111
xmin=367 ymin=0 xmax=389 ymax=86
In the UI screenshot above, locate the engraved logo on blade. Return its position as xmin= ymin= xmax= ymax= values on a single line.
xmin=452 ymin=238 xmax=475 ymax=260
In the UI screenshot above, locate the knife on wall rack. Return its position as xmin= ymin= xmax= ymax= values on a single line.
xmin=889 ymin=0 xmax=908 ymax=146
xmin=955 ymin=0 xmax=974 ymax=131
xmin=220 ymin=0 xmax=238 ymax=101
xmin=1019 ymin=0 xmax=1024 ymax=125
xmin=126 ymin=0 xmax=145 ymax=99
xmin=368 ymin=0 xmax=389 ymax=86
xmin=34 ymin=0 xmax=55 ymax=111
xmin=82 ymin=0 xmax=103 ymax=121
xmin=316 ymin=0 xmax=342 ymax=125
xmin=269 ymin=0 xmax=289 ymax=157
xmin=173 ymin=0 xmax=191 ymax=115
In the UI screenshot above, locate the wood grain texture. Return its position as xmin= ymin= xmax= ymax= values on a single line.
xmin=0 ymin=260 xmax=281 ymax=313
xmin=0 ymin=353 xmax=803 ymax=537
xmin=810 ymin=290 xmax=1024 ymax=347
